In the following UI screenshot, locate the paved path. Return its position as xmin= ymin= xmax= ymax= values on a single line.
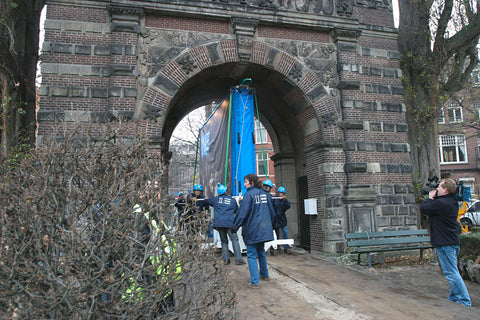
xmin=227 ymin=249 xmax=480 ymax=320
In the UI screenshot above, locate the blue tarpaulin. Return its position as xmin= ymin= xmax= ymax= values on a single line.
xmin=230 ymin=88 xmax=256 ymax=196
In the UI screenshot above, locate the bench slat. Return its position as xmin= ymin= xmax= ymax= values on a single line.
xmin=347 ymin=236 xmax=431 ymax=247
xmin=356 ymin=245 xmax=432 ymax=253
xmin=345 ymin=229 xmax=429 ymax=240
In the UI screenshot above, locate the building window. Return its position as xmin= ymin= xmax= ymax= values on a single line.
xmin=439 ymin=134 xmax=467 ymax=163
xmin=255 ymin=120 xmax=268 ymax=144
xmin=477 ymin=136 xmax=480 ymax=157
xmin=447 ymin=102 xmax=463 ymax=123
xmin=256 ymin=152 xmax=269 ymax=176
xmin=438 ymin=108 xmax=445 ymax=124
xmin=474 ymin=102 xmax=480 ymax=119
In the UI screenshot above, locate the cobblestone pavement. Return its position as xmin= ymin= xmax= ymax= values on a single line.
xmin=227 ymin=248 xmax=480 ymax=320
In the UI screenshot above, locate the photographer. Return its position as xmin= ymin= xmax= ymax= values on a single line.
xmin=420 ymin=178 xmax=471 ymax=307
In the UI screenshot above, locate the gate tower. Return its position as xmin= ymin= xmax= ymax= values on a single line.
xmin=38 ymin=0 xmax=416 ymax=253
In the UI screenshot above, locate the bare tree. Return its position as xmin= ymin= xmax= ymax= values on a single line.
xmin=169 ymin=106 xmax=208 ymax=193
xmin=0 ymin=0 xmax=45 ymax=156
xmin=398 ymin=0 xmax=480 ymax=213
xmin=171 ymin=106 xmax=207 ymax=149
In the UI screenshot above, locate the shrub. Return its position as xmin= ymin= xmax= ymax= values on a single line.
xmin=459 ymin=232 xmax=480 ymax=261
xmin=469 ymin=226 xmax=480 ymax=233
xmin=0 ymin=124 xmax=234 ymax=319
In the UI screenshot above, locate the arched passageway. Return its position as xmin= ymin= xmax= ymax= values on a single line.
xmin=161 ymin=62 xmax=308 ymax=245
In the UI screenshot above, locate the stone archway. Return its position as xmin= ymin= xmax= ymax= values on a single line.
xmin=134 ymin=26 xmax=341 ymax=244
xmin=38 ymin=1 xmax=415 ymax=253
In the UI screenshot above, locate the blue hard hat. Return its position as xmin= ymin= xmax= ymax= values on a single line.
xmin=178 ymin=192 xmax=184 ymax=196
xmin=278 ymin=186 xmax=286 ymax=193
xmin=193 ymin=184 xmax=204 ymax=192
xmin=217 ymin=183 xmax=227 ymax=195
xmin=263 ymin=179 xmax=273 ymax=188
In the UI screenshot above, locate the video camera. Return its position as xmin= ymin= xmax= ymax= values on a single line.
xmin=421 ymin=175 xmax=470 ymax=201
xmin=421 ymin=175 xmax=440 ymax=195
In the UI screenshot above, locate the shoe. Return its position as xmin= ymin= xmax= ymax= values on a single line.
xmin=224 ymin=259 xmax=231 ymax=265
xmin=270 ymin=247 xmax=275 ymax=256
xmin=248 ymin=283 xmax=259 ymax=289
xmin=236 ymin=260 xmax=246 ymax=265
xmin=260 ymin=276 xmax=270 ymax=281
xmin=284 ymin=248 xmax=290 ymax=254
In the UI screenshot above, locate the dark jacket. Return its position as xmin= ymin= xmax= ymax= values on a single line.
xmin=204 ymin=195 xmax=238 ymax=228
xmin=174 ymin=197 xmax=186 ymax=213
xmin=273 ymin=197 xmax=291 ymax=229
xmin=233 ymin=186 xmax=275 ymax=245
xmin=420 ymin=194 xmax=460 ymax=247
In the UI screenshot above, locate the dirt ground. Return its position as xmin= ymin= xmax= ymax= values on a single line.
xmin=224 ymin=248 xmax=480 ymax=320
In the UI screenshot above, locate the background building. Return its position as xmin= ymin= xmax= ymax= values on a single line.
xmin=438 ymin=83 xmax=480 ymax=198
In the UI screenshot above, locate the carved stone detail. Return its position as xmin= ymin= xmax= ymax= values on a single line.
xmin=355 ymin=0 xmax=392 ymax=10
xmin=143 ymin=104 xmax=162 ymax=121
xmin=334 ymin=28 xmax=361 ymax=41
xmin=177 ymin=55 xmax=197 ymax=75
xmin=264 ymin=39 xmax=337 ymax=86
xmin=108 ymin=6 xmax=144 ymax=33
xmin=212 ymin=0 xmax=337 ymax=15
xmin=320 ymin=112 xmax=338 ymax=128
xmin=232 ymin=17 xmax=258 ymax=62
xmin=289 ymin=64 xmax=303 ymax=82
xmin=115 ymin=1 xmax=391 ymax=17
xmin=337 ymin=0 xmax=354 ymax=16
xmin=107 ymin=5 xmax=144 ymax=17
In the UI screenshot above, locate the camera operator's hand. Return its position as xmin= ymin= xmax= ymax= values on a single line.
xmin=428 ymin=189 xmax=437 ymax=200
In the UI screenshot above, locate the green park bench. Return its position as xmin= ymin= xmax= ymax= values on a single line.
xmin=345 ymin=229 xmax=434 ymax=268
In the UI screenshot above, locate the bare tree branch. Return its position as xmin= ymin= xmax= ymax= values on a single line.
xmin=0 ymin=123 xmax=235 ymax=319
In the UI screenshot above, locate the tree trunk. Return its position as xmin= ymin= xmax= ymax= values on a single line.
xmin=1 ymin=77 xmax=19 ymax=155
xmin=0 ymin=0 xmax=44 ymax=157
xmin=398 ymin=0 xmax=441 ymax=228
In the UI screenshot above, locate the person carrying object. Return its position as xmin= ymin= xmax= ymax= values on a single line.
xmin=185 ymin=184 xmax=209 ymax=229
xmin=273 ymin=186 xmax=291 ymax=254
xmin=233 ymin=174 xmax=276 ymax=288
xmin=205 ymin=183 xmax=246 ymax=265
xmin=174 ymin=192 xmax=186 ymax=214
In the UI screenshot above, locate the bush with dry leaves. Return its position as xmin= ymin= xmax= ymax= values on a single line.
xmin=0 ymin=124 xmax=234 ymax=319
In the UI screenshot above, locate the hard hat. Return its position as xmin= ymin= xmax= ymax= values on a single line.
xmin=193 ymin=184 xmax=204 ymax=192
xmin=217 ymin=183 xmax=227 ymax=195
xmin=178 ymin=192 xmax=183 ymax=196
xmin=278 ymin=186 xmax=286 ymax=193
xmin=263 ymin=179 xmax=273 ymax=188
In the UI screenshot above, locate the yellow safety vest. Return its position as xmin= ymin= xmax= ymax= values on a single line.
xmin=123 ymin=205 xmax=181 ymax=302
